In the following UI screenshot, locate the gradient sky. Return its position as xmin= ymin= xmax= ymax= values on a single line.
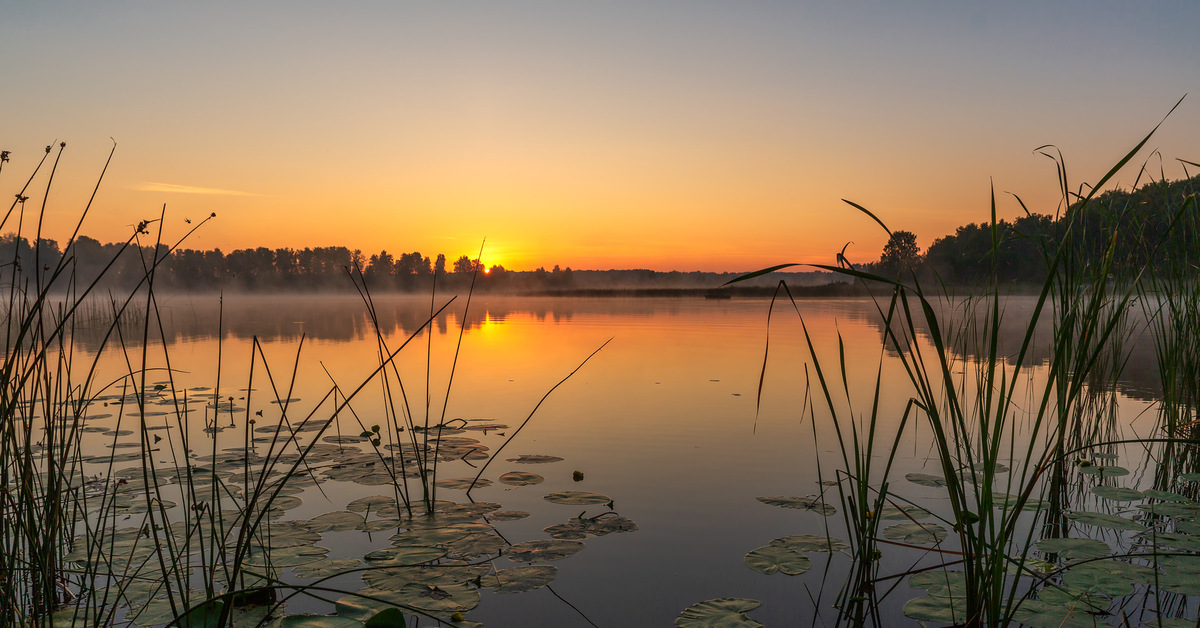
xmin=3 ymin=1 xmax=1198 ymax=272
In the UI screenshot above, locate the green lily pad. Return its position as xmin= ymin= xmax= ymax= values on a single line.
xmin=293 ymin=558 xmax=364 ymax=579
xmin=992 ymin=492 xmax=1049 ymax=511
xmin=1079 ymin=465 xmax=1130 ymax=478
xmin=505 ymin=539 xmax=585 ymax=563
xmin=306 ymin=511 xmax=367 ymax=533
xmin=363 ymin=546 xmax=447 ymax=566
xmin=675 ymin=598 xmax=762 ymax=628
xmin=744 ymin=544 xmax=812 ymax=575
xmin=1061 ymin=561 xmax=1153 ymax=596
xmin=1066 ymin=511 xmax=1144 ymax=531
xmin=1092 ymin=486 xmax=1143 ymax=502
xmin=770 ymin=534 xmax=848 ymax=553
xmin=1036 ymin=586 xmax=1108 ymax=611
xmin=434 ymin=478 xmax=490 ymax=490
xmin=1012 ymin=599 xmax=1103 ymax=628
xmin=756 ymin=496 xmax=836 ymax=515
xmin=878 ymin=504 xmax=933 ymax=520
xmin=903 ymin=595 xmax=966 ymax=623
xmin=505 ymin=454 xmax=564 ymax=464
xmin=498 ymin=471 xmax=544 ymax=486
xmin=281 ymin=614 xmax=365 ymax=627
xmin=1146 ymin=532 xmax=1200 ymax=552
xmin=489 ymin=511 xmax=530 ymax=521
xmin=1143 ymin=489 xmax=1191 ymax=502
xmin=544 ymin=515 xmax=637 ymax=540
xmin=905 ymin=472 xmax=948 ymax=487
xmin=480 ymin=565 xmax=558 ymax=594
xmin=882 ymin=522 xmax=947 ymax=545
xmin=1036 ymin=537 xmax=1111 ymax=560
xmin=443 ymin=532 xmax=505 ymax=558
xmin=544 ymin=491 xmax=612 ymax=506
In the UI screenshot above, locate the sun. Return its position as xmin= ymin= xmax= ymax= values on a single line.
xmin=483 ymin=266 xmax=491 ymax=275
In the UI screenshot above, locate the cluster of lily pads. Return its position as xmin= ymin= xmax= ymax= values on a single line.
xmin=52 ymin=383 xmax=638 ymax=627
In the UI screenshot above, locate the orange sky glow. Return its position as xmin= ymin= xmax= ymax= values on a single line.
xmin=2 ymin=3 xmax=1198 ymax=272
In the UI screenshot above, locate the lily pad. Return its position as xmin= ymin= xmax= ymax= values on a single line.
xmin=675 ymin=598 xmax=762 ymax=628
xmin=434 ymin=478 xmax=490 ymax=490
xmin=480 ymin=565 xmax=558 ymax=594
xmin=544 ymin=515 xmax=638 ymax=540
xmin=292 ymin=558 xmax=364 ymax=579
xmin=905 ymin=472 xmax=948 ymax=487
xmin=1078 ymin=465 xmax=1130 ymax=478
xmin=744 ymin=544 xmax=812 ymax=575
xmin=489 ymin=510 xmax=530 ymax=521
xmin=770 ymin=534 xmax=848 ymax=553
xmin=1012 ymin=599 xmax=1103 ymax=628
xmin=882 ymin=522 xmax=947 ymax=545
xmin=505 ymin=454 xmax=564 ymax=464
xmin=544 ymin=491 xmax=612 ymax=506
xmin=1061 ymin=560 xmax=1153 ymax=596
xmin=878 ymin=504 xmax=933 ymax=520
xmin=498 ymin=471 xmax=544 ymax=486
xmin=756 ymin=496 xmax=836 ymax=515
xmin=363 ymin=546 xmax=448 ymax=566
xmin=1036 ymin=537 xmax=1111 ymax=560
xmin=1092 ymin=486 xmax=1143 ymax=502
xmin=505 ymin=539 xmax=585 ymax=563
xmin=306 ymin=511 xmax=367 ymax=533
xmin=903 ymin=595 xmax=966 ymax=623
xmin=1066 ymin=510 xmax=1144 ymax=531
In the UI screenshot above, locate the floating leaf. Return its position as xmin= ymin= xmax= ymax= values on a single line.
xmin=489 ymin=511 xmax=530 ymax=521
xmin=306 ymin=511 xmax=367 ymax=533
xmin=1091 ymin=486 xmax=1143 ymax=502
xmin=544 ymin=491 xmax=611 ymax=506
xmin=281 ymin=614 xmax=364 ymax=627
xmin=878 ymin=504 xmax=932 ymax=520
xmin=1143 ymin=489 xmax=1191 ymax=502
xmin=1078 ymin=465 xmax=1129 ymax=478
xmin=505 ymin=454 xmax=563 ymax=464
xmin=480 ymin=565 xmax=558 ymax=594
xmin=1066 ymin=511 xmax=1144 ymax=531
xmin=505 ymin=539 xmax=585 ymax=563
xmin=991 ymin=492 xmax=1049 ymax=511
xmin=882 ymin=522 xmax=947 ymax=545
xmin=545 ymin=515 xmax=638 ymax=540
xmin=363 ymin=546 xmax=447 ymax=566
xmin=903 ymin=595 xmax=966 ymax=623
xmin=675 ymin=598 xmax=762 ymax=628
xmin=1012 ymin=599 xmax=1102 ymax=628
xmin=498 ymin=471 xmax=544 ymax=486
xmin=1035 ymin=537 xmax=1110 ymax=560
xmin=1035 ymin=586 xmax=1108 ymax=611
xmin=756 ymin=496 xmax=836 ymax=515
xmin=905 ymin=473 xmax=948 ymax=488
xmin=1061 ymin=560 xmax=1152 ymax=596
xmin=744 ymin=544 xmax=811 ymax=575
xmin=293 ymin=558 xmax=364 ymax=579
xmin=443 ymin=532 xmax=505 ymax=558
xmin=434 ymin=478 xmax=490 ymax=490
xmin=770 ymin=534 xmax=848 ymax=553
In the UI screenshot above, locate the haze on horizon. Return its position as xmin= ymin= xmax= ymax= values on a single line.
xmin=2 ymin=1 xmax=1198 ymax=273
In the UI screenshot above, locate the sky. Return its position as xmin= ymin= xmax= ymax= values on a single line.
xmin=2 ymin=1 xmax=1198 ymax=272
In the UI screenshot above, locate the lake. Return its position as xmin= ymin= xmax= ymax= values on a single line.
xmin=63 ymin=293 xmax=1179 ymax=626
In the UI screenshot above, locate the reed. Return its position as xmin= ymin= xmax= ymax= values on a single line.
xmin=735 ymin=102 xmax=1198 ymax=626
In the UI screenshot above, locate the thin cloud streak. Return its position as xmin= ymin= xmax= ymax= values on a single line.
xmin=134 ymin=182 xmax=263 ymax=197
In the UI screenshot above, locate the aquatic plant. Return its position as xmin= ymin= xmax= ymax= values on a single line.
xmin=724 ymin=100 xmax=1200 ymax=627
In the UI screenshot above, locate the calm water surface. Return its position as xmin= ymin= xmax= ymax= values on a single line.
xmin=76 ymin=294 xmax=1161 ymax=626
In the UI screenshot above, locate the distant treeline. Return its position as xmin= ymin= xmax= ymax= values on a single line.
xmin=0 ymin=235 xmax=841 ymax=294
xmin=3 ymin=174 xmax=1193 ymax=294
xmin=861 ymin=174 xmax=1199 ymax=287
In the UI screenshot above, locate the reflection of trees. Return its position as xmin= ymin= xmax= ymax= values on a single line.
xmin=861 ymin=295 xmax=1161 ymax=400
xmin=64 ymin=295 xmax=600 ymax=353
